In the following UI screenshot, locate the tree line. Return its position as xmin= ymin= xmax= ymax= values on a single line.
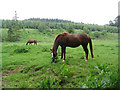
xmin=1 ymin=18 xmax=118 ymax=42
xmin=1 ymin=18 xmax=118 ymax=33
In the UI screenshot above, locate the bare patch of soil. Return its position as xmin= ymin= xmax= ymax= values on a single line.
xmin=2 ymin=66 xmax=23 ymax=76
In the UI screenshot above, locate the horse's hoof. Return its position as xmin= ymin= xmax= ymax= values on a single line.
xmin=62 ymin=60 xmax=65 ymax=62
xmin=85 ymin=59 xmax=87 ymax=61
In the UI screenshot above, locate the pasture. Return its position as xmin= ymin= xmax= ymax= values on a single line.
xmin=2 ymin=38 xmax=118 ymax=88
xmin=1 ymin=28 xmax=119 ymax=88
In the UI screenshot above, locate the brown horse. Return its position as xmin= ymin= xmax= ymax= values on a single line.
xmin=50 ymin=32 xmax=94 ymax=62
xmin=26 ymin=40 xmax=37 ymax=45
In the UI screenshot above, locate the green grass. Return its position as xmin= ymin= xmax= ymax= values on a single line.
xmin=2 ymin=29 xmax=119 ymax=88
xmin=2 ymin=39 xmax=118 ymax=88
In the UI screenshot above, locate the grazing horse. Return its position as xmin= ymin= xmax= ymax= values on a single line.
xmin=50 ymin=32 xmax=94 ymax=62
xmin=26 ymin=40 xmax=37 ymax=45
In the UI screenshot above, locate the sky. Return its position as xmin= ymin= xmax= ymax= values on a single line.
xmin=0 ymin=0 xmax=119 ymax=25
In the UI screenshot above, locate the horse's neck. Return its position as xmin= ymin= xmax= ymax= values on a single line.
xmin=26 ymin=42 xmax=28 ymax=45
xmin=53 ymin=40 xmax=59 ymax=52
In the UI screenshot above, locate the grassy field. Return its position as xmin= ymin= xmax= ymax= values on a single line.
xmin=2 ymin=29 xmax=119 ymax=88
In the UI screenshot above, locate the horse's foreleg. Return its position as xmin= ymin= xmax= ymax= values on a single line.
xmin=63 ymin=47 xmax=66 ymax=61
xmin=82 ymin=45 xmax=88 ymax=61
xmin=61 ymin=47 xmax=63 ymax=59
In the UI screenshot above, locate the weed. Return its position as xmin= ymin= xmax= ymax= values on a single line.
xmin=14 ymin=47 xmax=29 ymax=53
xmin=35 ymin=77 xmax=61 ymax=88
xmin=42 ymin=47 xmax=50 ymax=52
xmin=57 ymin=63 xmax=73 ymax=83
xmin=77 ymin=63 xmax=119 ymax=88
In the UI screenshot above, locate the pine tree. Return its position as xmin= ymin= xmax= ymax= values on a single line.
xmin=7 ymin=20 xmax=20 ymax=42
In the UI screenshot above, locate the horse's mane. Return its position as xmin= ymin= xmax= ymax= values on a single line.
xmin=55 ymin=32 xmax=68 ymax=41
xmin=62 ymin=32 xmax=69 ymax=36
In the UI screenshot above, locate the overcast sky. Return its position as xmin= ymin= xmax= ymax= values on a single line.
xmin=0 ymin=0 xmax=119 ymax=25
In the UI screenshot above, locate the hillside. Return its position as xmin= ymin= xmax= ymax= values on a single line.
xmin=2 ymin=29 xmax=119 ymax=88
xmin=1 ymin=18 xmax=119 ymax=88
xmin=1 ymin=18 xmax=118 ymax=43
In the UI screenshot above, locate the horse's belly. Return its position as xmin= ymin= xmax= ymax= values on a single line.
xmin=67 ymin=43 xmax=80 ymax=48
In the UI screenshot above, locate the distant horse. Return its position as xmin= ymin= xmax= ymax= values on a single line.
xmin=26 ymin=40 xmax=37 ymax=45
xmin=50 ymin=32 xmax=94 ymax=62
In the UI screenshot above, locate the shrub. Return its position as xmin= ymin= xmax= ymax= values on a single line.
xmin=38 ymin=23 xmax=50 ymax=33
xmin=83 ymin=27 xmax=89 ymax=34
xmin=94 ymin=31 xmax=100 ymax=38
xmin=42 ymin=47 xmax=49 ymax=52
xmin=101 ymin=30 xmax=107 ymax=36
xmin=67 ymin=25 xmax=74 ymax=33
xmin=14 ymin=47 xmax=29 ymax=53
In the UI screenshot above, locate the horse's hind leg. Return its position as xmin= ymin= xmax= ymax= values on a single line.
xmin=82 ymin=44 xmax=88 ymax=61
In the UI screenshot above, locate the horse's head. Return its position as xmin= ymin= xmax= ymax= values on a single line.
xmin=50 ymin=49 xmax=57 ymax=60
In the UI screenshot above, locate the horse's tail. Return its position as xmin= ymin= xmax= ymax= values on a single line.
xmin=35 ymin=40 xmax=37 ymax=45
xmin=88 ymin=36 xmax=94 ymax=58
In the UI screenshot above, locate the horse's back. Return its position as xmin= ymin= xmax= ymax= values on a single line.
xmin=28 ymin=40 xmax=37 ymax=43
xmin=76 ymin=33 xmax=90 ymax=44
xmin=61 ymin=33 xmax=88 ymax=38
xmin=67 ymin=33 xmax=89 ymax=41
xmin=57 ymin=33 xmax=90 ymax=47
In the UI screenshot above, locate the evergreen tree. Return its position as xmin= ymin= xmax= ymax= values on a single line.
xmin=7 ymin=20 xmax=21 ymax=42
